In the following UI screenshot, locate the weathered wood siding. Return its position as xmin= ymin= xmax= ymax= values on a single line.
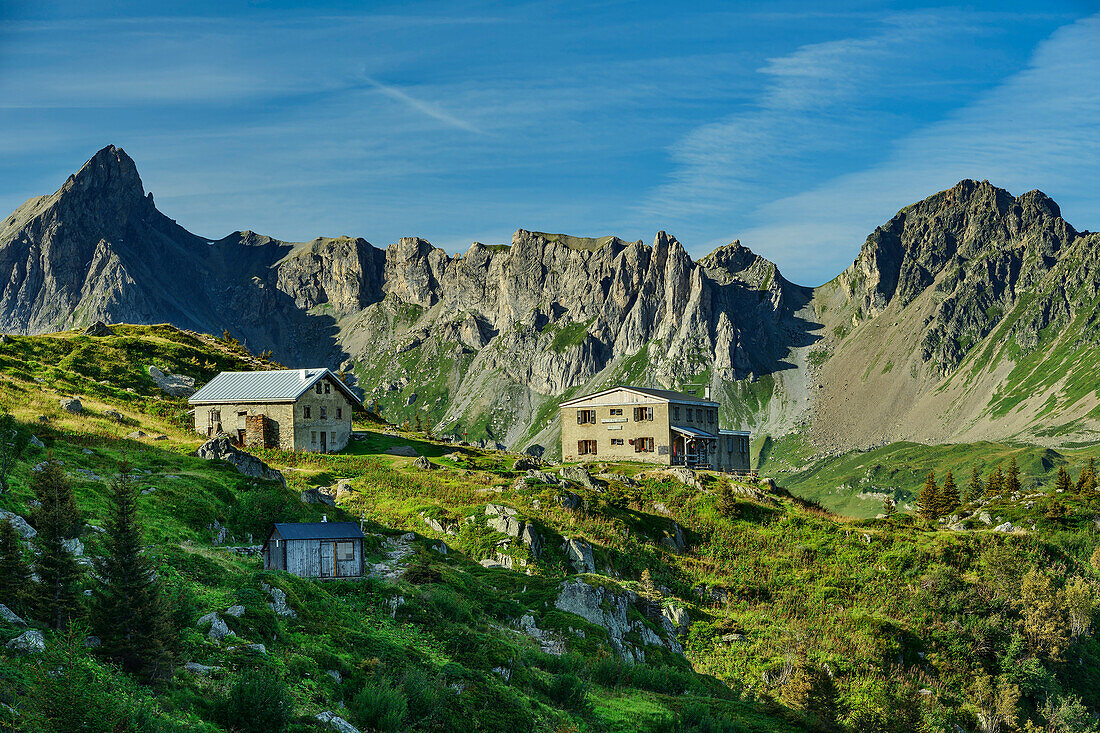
xmin=266 ymin=535 xmax=363 ymax=578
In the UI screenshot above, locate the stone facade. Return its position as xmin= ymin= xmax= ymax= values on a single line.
xmin=192 ymin=374 xmax=355 ymax=453
xmin=560 ymin=387 xmax=750 ymax=472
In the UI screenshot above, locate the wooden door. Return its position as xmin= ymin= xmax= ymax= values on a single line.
xmin=320 ymin=541 xmax=334 ymax=577
xmin=320 ymin=431 xmax=327 ymax=453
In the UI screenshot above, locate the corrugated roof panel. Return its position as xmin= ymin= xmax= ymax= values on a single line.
xmin=273 ymin=522 xmax=364 ymax=540
xmin=188 ymin=368 xmax=362 ymax=407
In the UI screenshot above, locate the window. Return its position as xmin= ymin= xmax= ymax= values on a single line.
xmin=578 ymin=440 xmax=597 ymax=455
xmin=740 ymin=437 xmax=749 ymax=454
xmin=634 ymin=437 xmax=654 ymax=453
xmin=315 ymin=383 xmax=322 ymax=394
xmin=577 ymin=409 xmax=596 ymax=424
xmin=610 ymin=408 xmax=622 ymax=416
xmin=320 ymin=406 xmax=327 ymax=419
xmin=696 ymin=409 xmax=703 ymax=422
xmin=337 ymin=407 xmax=342 ymax=419
xmin=708 ymin=409 xmax=716 ymax=423
xmin=673 ymin=406 xmax=680 ymax=420
xmin=727 ymin=437 xmax=735 ymax=452
xmin=336 ymin=541 xmax=355 ymax=561
xmin=311 ymin=431 xmax=317 ymax=444
xmin=633 ymin=406 xmax=653 ymax=421
xmin=324 ymin=383 xmax=331 ymax=394
xmin=304 ymin=406 xmax=311 ymax=419
xmin=610 ymin=438 xmax=624 ymax=446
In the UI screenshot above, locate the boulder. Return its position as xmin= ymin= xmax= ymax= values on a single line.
xmin=485 ymin=504 xmax=522 ymax=537
xmin=206 ymin=617 xmax=234 ymax=641
xmin=315 ymin=712 xmax=362 ymax=733
xmin=125 ymin=430 xmax=147 ymax=440
xmin=560 ymin=465 xmax=601 ymax=491
xmin=300 ymin=488 xmax=336 ymax=507
xmin=184 ymin=661 xmax=224 ymax=676
xmin=0 ymin=603 xmax=27 ymax=626
xmin=660 ymin=521 xmax=687 ymax=552
xmin=84 ymin=635 xmax=102 ymax=648
xmin=557 ymin=491 xmax=583 ymax=511
xmin=104 ymin=410 xmax=124 ymax=422
xmin=413 ymin=455 xmax=433 ymax=470
xmin=562 ymin=538 xmax=596 ymax=574
xmin=385 ymin=445 xmax=418 ymax=457
xmin=513 ymin=457 xmax=538 ymax=472
xmin=667 ymin=467 xmax=703 ymax=490
xmin=154 ymin=434 xmax=168 ymax=441
xmin=83 ymin=321 xmax=113 ymax=336
xmin=225 ymin=605 xmax=246 ymax=618
xmin=147 ymin=365 xmax=196 ymax=398
xmin=0 ymin=510 xmax=36 ymax=539
xmin=661 ymin=602 xmax=690 ymax=637
xmin=196 ymin=437 xmax=285 ymax=487
xmin=993 ymin=522 xmax=1016 ymax=533
xmin=246 ymin=643 xmax=267 ymax=655
xmin=526 ymin=469 xmax=557 ymax=485
xmin=6 ymin=629 xmax=45 ymax=654
xmin=29 ymin=435 xmax=44 ymax=449
xmin=978 ymin=511 xmax=993 ymax=525
xmin=520 ymin=523 xmax=543 ymax=559
xmin=59 ymin=398 xmax=83 ymax=414
xmin=262 ymin=583 xmax=297 ymax=618
xmin=61 ymin=538 xmax=84 ymax=557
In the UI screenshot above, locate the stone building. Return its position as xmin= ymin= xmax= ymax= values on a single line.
xmin=560 ymin=386 xmax=751 ymax=472
xmin=189 ymin=368 xmax=361 ymax=452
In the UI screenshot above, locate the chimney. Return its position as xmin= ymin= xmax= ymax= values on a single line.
xmin=322 ymin=514 xmax=327 ymax=523
xmin=704 ymin=386 xmax=711 ymax=400
xmin=299 ymin=368 xmax=307 ymax=381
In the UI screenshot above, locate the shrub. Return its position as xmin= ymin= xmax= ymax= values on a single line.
xmin=547 ymin=673 xmax=589 ymax=712
xmin=352 ymin=677 xmax=407 ymax=733
xmin=216 ymin=668 xmax=292 ymax=733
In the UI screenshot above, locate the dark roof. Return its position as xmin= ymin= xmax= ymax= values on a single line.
xmin=189 ymin=368 xmax=363 ymax=408
xmin=271 ymin=522 xmax=365 ymax=541
xmin=561 ymin=385 xmax=717 ymax=407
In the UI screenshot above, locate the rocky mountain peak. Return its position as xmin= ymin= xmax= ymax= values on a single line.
xmin=62 ymin=145 xmax=148 ymax=205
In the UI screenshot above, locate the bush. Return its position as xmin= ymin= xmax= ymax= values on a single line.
xmin=589 ymin=655 xmax=628 ymax=687
xmin=352 ymin=677 xmax=407 ymax=733
xmin=547 ymin=673 xmax=589 ymax=712
xmin=216 ymin=668 xmax=292 ymax=733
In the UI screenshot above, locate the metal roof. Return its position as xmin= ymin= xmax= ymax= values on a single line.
xmin=188 ymin=368 xmax=362 ymax=407
xmin=671 ymin=424 xmax=717 ymax=439
xmin=719 ymin=429 xmax=751 ymax=436
xmin=271 ymin=522 xmax=365 ymax=541
xmin=561 ymin=385 xmax=717 ymax=407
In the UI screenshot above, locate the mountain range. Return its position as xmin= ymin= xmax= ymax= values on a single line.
xmin=3 ymin=145 xmax=1097 ymax=463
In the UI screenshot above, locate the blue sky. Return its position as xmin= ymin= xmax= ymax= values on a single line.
xmin=1 ymin=1 xmax=1098 ymax=285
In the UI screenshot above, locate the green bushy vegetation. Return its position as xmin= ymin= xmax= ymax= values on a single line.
xmin=0 ymin=325 xmax=1098 ymax=732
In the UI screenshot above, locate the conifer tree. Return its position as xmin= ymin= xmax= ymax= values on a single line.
xmin=0 ymin=519 xmax=32 ymax=613
xmin=1076 ymin=458 xmax=1097 ymax=498
xmin=1055 ymin=466 xmax=1073 ymax=494
xmin=0 ymin=411 xmax=29 ymax=495
xmin=965 ymin=466 xmax=983 ymax=502
xmin=917 ymin=471 xmax=940 ymax=521
xmin=1004 ymin=457 xmax=1021 ymax=495
xmin=90 ymin=469 xmax=177 ymax=682
xmin=939 ymin=471 xmax=960 ymax=516
xmin=30 ymin=459 xmax=83 ymax=628
xmin=881 ymin=495 xmax=896 ymax=518
xmin=985 ymin=467 xmax=1004 ymax=496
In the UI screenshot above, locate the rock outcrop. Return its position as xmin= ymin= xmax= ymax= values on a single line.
xmin=554 ymin=578 xmax=683 ymax=662
xmin=195 ymin=437 xmax=285 ymax=487
xmin=147 ymin=365 xmax=196 ymax=397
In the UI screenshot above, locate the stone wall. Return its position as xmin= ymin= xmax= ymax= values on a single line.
xmin=561 ymin=399 xmax=673 ymax=465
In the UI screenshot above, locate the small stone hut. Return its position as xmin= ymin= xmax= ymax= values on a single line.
xmin=262 ymin=521 xmax=366 ymax=579
xmin=189 ymin=368 xmax=362 ymax=453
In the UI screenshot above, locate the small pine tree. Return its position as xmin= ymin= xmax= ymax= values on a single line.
xmin=1076 ymin=458 xmax=1098 ymax=498
xmin=1055 ymin=466 xmax=1073 ymax=494
xmin=90 ymin=469 xmax=177 ymax=683
xmin=718 ymin=482 xmax=739 ymax=518
xmin=0 ymin=411 xmax=29 ymax=495
xmin=939 ymin=471 xmax=960 ymax=516
xmin=881 ymin=496 xmax=896 ymax=518
xmin=30 ymin=459 xmax=83 ymax=629
xmin=1045 ymin=499 xmax=1067 ymax=524
xmin=0 ymin=519 xmax=32 ymax=613
xmin=965 ymin=466 xmax=984 ymax=502
xmin=917 ymin=471 xmax=940 ymax=521
xmin=414 ymin=413 xmax=422 ymax=433
xmin=985 ymin=467 xmax=1004 ymax=496
xmin=639 ymin=568 xmax=656 ymax=599
xmin=1004 ymin=457 xmax=1021 ymax=495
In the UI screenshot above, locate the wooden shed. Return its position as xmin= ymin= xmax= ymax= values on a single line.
xmin=263 ymin=521 xmax=366 ymax=579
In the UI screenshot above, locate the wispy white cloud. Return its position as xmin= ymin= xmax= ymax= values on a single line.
xmin=738 ymin=12 xmax=1100 ymax=284
xmin=361 ymin=75 xmax=484 ymax=135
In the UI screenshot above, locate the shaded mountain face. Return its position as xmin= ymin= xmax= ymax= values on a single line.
xmin=2 ymin=147 xmax=1096 ymax=457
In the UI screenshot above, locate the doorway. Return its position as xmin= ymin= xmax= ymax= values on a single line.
xmin=320 ymin=431 xmax=327 ymax=453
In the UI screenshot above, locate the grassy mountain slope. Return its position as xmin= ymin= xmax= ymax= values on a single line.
xmin=1 ymin=326 xmax=1099 ymax=732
